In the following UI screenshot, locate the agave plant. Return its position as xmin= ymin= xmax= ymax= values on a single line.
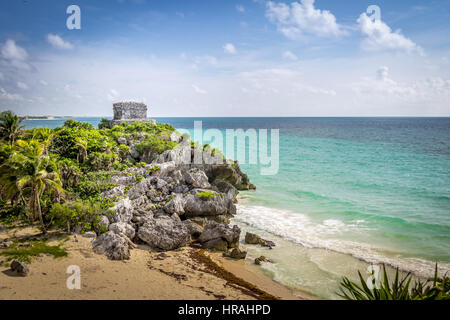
xmin=338 ymin=264 xmax=449 ymax=300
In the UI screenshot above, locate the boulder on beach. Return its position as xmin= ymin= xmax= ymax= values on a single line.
xmin=92 ymin=231 xmax=131 ymax=260
xmin=137 ymin=215 xmax=190 ymax=251
xmin=244 ymin=232 xmax=276 ymax=248
xmin=198 ymin=221 xmax=241 ymax=251
xmin=224 ymin=248 xmax=247 ymax=260
xmin=254 ymin=256 xmax=273 ymax=265
xmin=10 ymin=260 xmax=29 ymax=276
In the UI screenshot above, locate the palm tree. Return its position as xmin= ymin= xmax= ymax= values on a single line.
xmin=0 ymin=110 xmax=25 ymax=146
xmin=74 ymin=138 xmax=88 ymax=163
xmin=2 ymin=139 xmax=64 ymax=233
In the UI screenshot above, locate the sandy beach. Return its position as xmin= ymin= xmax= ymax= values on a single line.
xmin=0 ymin=225 xmax=304 ymax=300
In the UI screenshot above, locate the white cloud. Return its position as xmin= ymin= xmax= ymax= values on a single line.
xmin=236 ymin=5 xmax=245 ymax=13
xmin=107 ymin=89 xmax=120 ymax=101
xmin=352 ymin=67 xmax=450 ymax=104
xmin=266 ymin=0 xmax=345 ymax=39
xmin=0 ymin=39 xmax=30 ymax=70
xmin=192 ymin=84 xmax=207 ymax=94
xmin=223 ymin=43 xmax=237 ymax=54
xmin=1 ymin=39 xmax=28 ymax=61
xmin=283 ymin=50 xmax=298 ymax=60
xmin=40 ymin=80 xmax=48 ymax=86
xmin=46 ymin=34 xmax=74 ymax=50
xmin=0 ymin=87 xmax=24 ymax=101
xmin=357 ymin=13 xmax=424 ymax=55
xmin=17 ymin=81 xmax=28 ymax=90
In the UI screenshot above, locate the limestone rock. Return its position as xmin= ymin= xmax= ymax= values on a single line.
xmin=184 ymin=189 xmax=235 ymax=217
xmin=183 ymin=168 xmax=211 ymax=189
xmin=110 ymin=198 xmax=134 ymax=223
xmin=164 ymin=194 xmax=185 ymax=215
xmin=109 ymin=222 xmax=136 ymax=239
xmin=10 ymin=260 xmax=29 ymax=276
xmin=137 ymin=215 xmax=190 ymax=251
xmin=117 ymin=137 xmax=127 ymax=145
xmin=224 ymin=248 xmax=247 ymax=260
xmin=183 ymin=219 xmax=204 ymax=239
xmin=111 ymin=175 xmax=136 ymax=186
xmin=199 ymin=221 xmax=240 ymax=248
xmin=202 ymin=238 xmax=228 ymax=252
xmin=82 ymin=231 xmax=97 ymax=238
xmin=212 ymin=180 xmax=238 ymax=202
xmin=244 ymin=232 xmax=276 ymax=248
xmin=102 ymin=185 xmax=125 ymax=199
xmin=92 ymin=231 xmax=131 ymax=260
xmin=99 ymin=215 xmax=110 ymax=228
xmin=254 ymin=256 xmax=273 ymax=265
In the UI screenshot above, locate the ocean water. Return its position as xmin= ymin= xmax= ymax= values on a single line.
xmin=23 ymin=117 xmax=450 ymax=298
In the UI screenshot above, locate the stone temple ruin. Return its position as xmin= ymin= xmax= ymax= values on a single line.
xmin=109 ymin=102 xmax=155 ymax=127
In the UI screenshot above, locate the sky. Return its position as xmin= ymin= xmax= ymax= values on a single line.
xmin=0 ymin=0 xmax=449 ymax=117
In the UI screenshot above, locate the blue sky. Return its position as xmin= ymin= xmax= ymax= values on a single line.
xmin=0 ymin=0 xmax=449 ymax=116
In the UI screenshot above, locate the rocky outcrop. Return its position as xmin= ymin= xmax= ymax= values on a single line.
xmin=183 ymin=168 xmax=211 ymax=189
xmin=111 ymin=175 xmax=136 ymax=186
xmin=137 ymin=215 xmax=190 ymax=251
xmin=102 ymin=185 xmax=126 ymax=199
xmin=92 ymin=231 xmax=131 ymax=260
xmin=223 ymin=248 xmax=247 ymax=260
xmin=201 ymin=161 xmax=256 ymax=191
xmin=109 ymin=222 xmax=136 ymax=239
xmin=163 ymin=194 xmax=185 ymax=215
xmin=254 ymin=256 xmax=273 ymax=265
xmin=92 ymin=128 xmax=256 ymax=260
xmin=198 ymin=221 xmax=241 ymax=252
xmin=244 ymin=232 xmax=276 ymax=248
xmin=184 ymin=189 xmax=236 ymax=217
xmin=110 ymin=198 xmax=134 ymax=223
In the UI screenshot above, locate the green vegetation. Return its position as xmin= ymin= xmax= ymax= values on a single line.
xmin=147 ymin=166 xmax=160 ymax=174
xmin=135 ymin=135 xmax=177 ymax=157
xmin=0 ymin=110 xmax=25 ymax=146
xmin=0 ymin=111 xmax=178 ymax=236
xmin=49 ymin=200 xmax=110 ymax=234
xmin=196 ymin=191 xmax=215 ymax=201
xmin=338 ymin=264 xmax=449 ymax=300
xmin=0 ymin=239 xmax=68 ymax=264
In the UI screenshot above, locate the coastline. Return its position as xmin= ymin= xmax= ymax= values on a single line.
xmin=0 ymin=225 xmax=306 ymax=300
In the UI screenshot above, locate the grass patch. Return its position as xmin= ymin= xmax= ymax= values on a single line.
xmin=196 ymin=191 xmax=215 ymax=201
xmin=0 ymin=239 xmax=68 ymax=264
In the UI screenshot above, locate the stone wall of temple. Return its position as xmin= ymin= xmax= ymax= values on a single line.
xmin=113 ymin=102 xmax=147 ymax=121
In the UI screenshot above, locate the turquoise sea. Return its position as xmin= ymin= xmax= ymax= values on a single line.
xmin=24 ymin=117 xmax=450 ymax=299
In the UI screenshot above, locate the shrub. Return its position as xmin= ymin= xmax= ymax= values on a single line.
xmin=118 ymin=144 xmax=130 ymax=161
xmin=147 ymin=166 xmax=160 ymax=175
xmin=135 ymin=135 xmax=177 ymax=155
xmin=48 ymin=200 xmax=111 ymax=234
xmin=98 ymin=118 xmax=110 ymax=130
xmin=196 ymin=191 xmax=215 ymax=201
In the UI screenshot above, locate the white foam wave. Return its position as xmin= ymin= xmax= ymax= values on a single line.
xmin=235 ymin=204 xmax=450 ymax=278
